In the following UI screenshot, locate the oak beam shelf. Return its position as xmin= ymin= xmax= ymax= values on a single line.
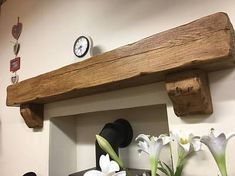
xmin=6 ymin=12 xmax=235 ymax=128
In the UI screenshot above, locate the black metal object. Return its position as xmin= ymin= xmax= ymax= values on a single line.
xmin=23 ymin=172 xmax=37 ymax=176
xmin=69 ymin=119 xmax=133 ymax=176
xmin=95 ymin=119 xmax=133 ymax=170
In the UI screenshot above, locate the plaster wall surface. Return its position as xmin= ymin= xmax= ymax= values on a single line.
xmin=0 ymin=0 xmax=235 ymax=175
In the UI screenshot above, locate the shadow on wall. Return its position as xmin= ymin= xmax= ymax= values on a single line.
xmin=209 ymin=68 xmax=235 ymax=101
xmin=92 ymin=45 xmax=104 ymax=56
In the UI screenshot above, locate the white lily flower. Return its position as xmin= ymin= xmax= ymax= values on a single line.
xmin=136 ymin=134 xmax=171 ymax=176
xmin=84 ymin=154 xmax=126 ymax=176
xmin=201 ymin=129 xmax=235 ymax=176
xmin=136 ymin=134 xmax=171 ymax=158
xmin=170 ymin=129 xmax=201 ymax=172
xmin=171 ymin=130 xmax=201 ymax=158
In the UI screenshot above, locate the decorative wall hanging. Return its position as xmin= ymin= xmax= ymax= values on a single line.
xmin=10 ymin=17 xmax=22 ymax=84
xmin=0 ymin=0 xmax=6 ymax=9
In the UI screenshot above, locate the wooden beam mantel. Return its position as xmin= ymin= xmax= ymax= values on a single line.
xmin=6 ymin=12 xmax=235 ymax=128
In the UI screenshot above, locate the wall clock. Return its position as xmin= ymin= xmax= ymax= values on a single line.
xmin=73 ymin=36 xmax=93 ymax=59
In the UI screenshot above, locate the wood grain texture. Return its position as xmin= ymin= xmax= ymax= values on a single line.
xmin=6 ymin=12 xmax=235 ymax=107
xmin=20 ymin=104 xmax=44 ymax=128
xmin=166 ymin=70 xmax=213 ymax=116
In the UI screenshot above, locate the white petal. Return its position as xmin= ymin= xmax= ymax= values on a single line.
xmin=201 ymin=132 xmax=226 ymax=156
xmin=200 ymin=135 xmax=211 ymax=146
xmin=191 ymin=140 xmax=201 ymax=152
xmin=113 ymin=171 xmax=126 ymax=176
xmin=150 ymin=138 xmax=164 ymax=159
xmin=170 ymin=129 xmax=179 ymax=141
xmin=182 ymin=131 xmax=191 ymax=139
xmin=100 ymin=154 xmax=110 ymax=173
xmin=227 ymin=132 xmax=235 ymax=140
xmin=188 ymin=133 xmax=194 ymax=140
xmin=106 ymin=172 xmax=116 ymax=176
xmin=108 ymin=160 xmax=120 ymax=173
xmin=217 ymin=133 xmax=226 ymax=142
xmin=136 ymin=134 xmax=168 ymax=161
xmin=84 ymin=170 xmax=104 ymax=176
xmin=161 ymin=136 xmax=172 ymax=145
xmin=137 ymin=141 xmax=149 ymax=154
xmin=136 ymin=134 xmax=151 ymax=144
xmin=137 ymin=149 xmax=149 ymax=156
xmin=180 ymin=143 xmax=190 ymax=153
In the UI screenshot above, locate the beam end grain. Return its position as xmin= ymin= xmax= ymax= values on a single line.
xmin=20 ymin=104 xmax=44 ymax=128
xmin=166 ymin=70 xmax=213 ymax=116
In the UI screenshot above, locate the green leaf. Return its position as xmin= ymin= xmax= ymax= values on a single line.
xmin=162 ymin=162 xmax=174 ymax=176
xmin=158 ymin=161 xmax=174 ymax=176
xmin=175 ymin=164 xmax=184 ymax=176
xmin=158 ymin=167 xmax=169 ymax=176
xmin=158 ymin=161 xmax=168 ymax=175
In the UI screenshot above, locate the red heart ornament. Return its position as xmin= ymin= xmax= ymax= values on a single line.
xmin=12 ymin=21 xmax=22 ymax=40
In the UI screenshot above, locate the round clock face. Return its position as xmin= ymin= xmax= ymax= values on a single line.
xmin=73 ymin=36 xmax=90 ymax=58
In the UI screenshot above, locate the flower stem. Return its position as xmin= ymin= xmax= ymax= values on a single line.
xmin=175 ymin=164 xmax=184 ymax=176
xmin=214 ymin=155 xmax=227 ymax=176
xmin=169 ymin=144 xmax=174 ymax=171
xmin=124 ymin=168 xmax=132 ymax=176
xmin=175 ymin=155 xmax=184 ymax=176
xmin=150 ymin=157 xmax=157 ymax=176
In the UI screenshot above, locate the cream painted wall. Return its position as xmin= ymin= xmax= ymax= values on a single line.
xmin=1 ymin=0 xmax=235 ymax=176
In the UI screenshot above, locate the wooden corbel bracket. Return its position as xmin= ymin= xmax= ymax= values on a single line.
xmin=20 ymin=104 xmax=44 ymax=128
xmin=165 ymin=70 xmax=213 ymax=117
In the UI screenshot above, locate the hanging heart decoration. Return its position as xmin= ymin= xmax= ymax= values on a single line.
xmin=13 ymin=43 xmax=20 ymax=56
xmin=11 ymin=74 xmax=19 ymax=84
xmin=12 ymin=17 xmax=22 ymax=40
xmin=10 ymin=17 xmax=22 ymax=85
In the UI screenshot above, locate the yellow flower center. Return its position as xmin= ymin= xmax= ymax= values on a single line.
xmin=180 ymin=137 xmax=188 ymax=144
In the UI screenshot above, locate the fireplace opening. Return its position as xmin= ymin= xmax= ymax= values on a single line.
xmin=49 ymin=104 xmax=170 ymax=176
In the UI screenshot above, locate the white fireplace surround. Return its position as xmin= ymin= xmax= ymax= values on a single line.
xmin=45 ymin=69 xmax=235 ymax=176
xmin=46 ymin=81 xmax=172 ymax=176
